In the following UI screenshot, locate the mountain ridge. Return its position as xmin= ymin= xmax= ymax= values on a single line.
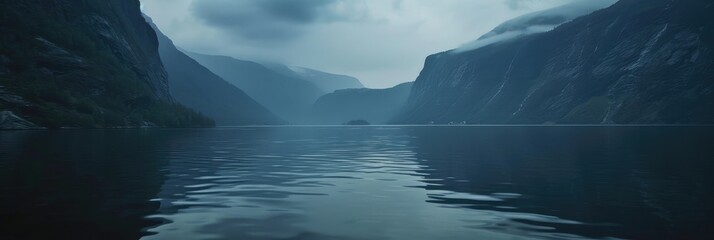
xmin=149 ymin=19 xmax=284 ymax=126
xmin=185 ymin=52 xmax=327 ymax=123
xmin=395 ymin=0 xmax=714 ymax=124
xmin=312 ymin=82 xmax=413 ymax=125
xmin=263 ymin=63 xmax=365 ymax=93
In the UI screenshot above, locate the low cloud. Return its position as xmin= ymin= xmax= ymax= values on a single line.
xmin=455 ymin=0 xmax=617 ymax=53
xmin=456 ymin=25 xmax=557 ymax=53
xmin=143 ymin=0 xmax=577 ymax=88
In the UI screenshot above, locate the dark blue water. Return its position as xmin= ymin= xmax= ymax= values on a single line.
xmin=1 ymin=126 xmax=713 ymax=239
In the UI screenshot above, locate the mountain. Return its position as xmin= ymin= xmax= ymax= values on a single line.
xmin=149 ymin=20 xmax=282 ymax=126
xmin=186 ymin=52 xmax=325 ymax=123
xmin=263 ymin=64 xmax=364 ymax=93
xmin=458 ymin=0 xmax=617 ymax=53
xmin=311 ymin=82 xmax=413 ymax=125
xmin=0 ymin=0 xmax=213 ymax=128
xmin=395 ymin=0 xmax=714 ymax=124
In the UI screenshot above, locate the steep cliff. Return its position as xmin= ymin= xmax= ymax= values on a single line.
xmin=396 ymin=0 xmax=714 ymax=124
xmin=150 ymin=20 xmax=283 ymax=126
xmin=0 ymin=0 xmax=213 ymax=128
xmin=311 ymin=82 xmax=413 ymax=125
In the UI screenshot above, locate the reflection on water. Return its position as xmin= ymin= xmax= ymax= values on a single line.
xmin=1 ymin=127 xmax=713 ymax=239
xmin=0 ymin=130 xmax=168 ymax=239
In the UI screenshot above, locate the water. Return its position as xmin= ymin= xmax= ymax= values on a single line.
xmin=1 ymin=126 xmax=713 ymax=240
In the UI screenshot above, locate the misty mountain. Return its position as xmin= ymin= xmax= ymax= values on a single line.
xmin=0 ymin=0 xmax=213 ymax=128
xmin=149 ymin=20 xmax=282 ymax=126
xmin=458 ymin=0 xmax=617 ymax=52
xmin=263 ymin=64 xmax=364 ymax=93
xmin=395 ymin=0 xmax=714 ymax=124
xmin=311 ymin=82 xmax=413 ymax=125
xmin=186 ymin=52 xmax=326 ymax=123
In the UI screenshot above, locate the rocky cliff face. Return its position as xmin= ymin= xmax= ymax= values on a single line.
xmin=396 ymin=0 xmax=714 ymax=124
xmin=92 ymin=0 xmax=171 ymax=100
xmin=311 ymin=82 xmax=413 ymax=125
xmin=0 ymin=0 xmax=212 ymax=128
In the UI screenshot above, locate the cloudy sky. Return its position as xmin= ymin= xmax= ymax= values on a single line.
xmin=142 ymin=0 xmax=580 ymax=88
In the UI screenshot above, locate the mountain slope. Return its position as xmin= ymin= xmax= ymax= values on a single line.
xmin=311 ymin=82 xmax=413 ymax=125
xmin=458 ymin=0 xmax=617 ymax=52
xmin=264 ymin=64 xmax=364 ymax=93
xmin=150 ymin=21 xmax=282 ymax=126
xmin=0 ymin=0 xmax=212 ymax=128
xmin=186 ymin=53 xmax=325 ymax=123
xmin=395 ymin=0 xmax=714 ymax=124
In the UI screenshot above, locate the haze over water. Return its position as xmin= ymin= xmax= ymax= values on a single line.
xmin=1 ymin=126 xmax=713 ymax=239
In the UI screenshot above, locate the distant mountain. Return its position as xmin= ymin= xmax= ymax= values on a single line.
xmin=0 ymin=0 xmax=213 ymax=129
xmin=263 ymin=64 xmax=364 ymax=93
xmin=186 ymin=52 xmax=325 ymax=123
xmin=395 ymin=0 xmax=714 ymax=124
xmin=312 ymin=82 xmax=413 ymax=125
xmin=149 ymin=20 xmax=282 ymax=126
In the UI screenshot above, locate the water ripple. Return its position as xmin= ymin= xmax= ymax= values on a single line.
xmin=2 ymin=127 xmax=712 ymax=239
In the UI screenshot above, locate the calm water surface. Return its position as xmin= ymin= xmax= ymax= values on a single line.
xmin=1 ymin=126 xmax=713 ymax=239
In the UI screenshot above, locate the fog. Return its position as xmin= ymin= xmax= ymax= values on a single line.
xmin=455 ymin=0 xmax=617 ymax=53
xmin=141 ymin=0 xmax=578 ymax=88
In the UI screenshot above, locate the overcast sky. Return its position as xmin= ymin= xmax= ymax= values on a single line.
xmin=142 ymin=0 xmax=581 ymax=88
